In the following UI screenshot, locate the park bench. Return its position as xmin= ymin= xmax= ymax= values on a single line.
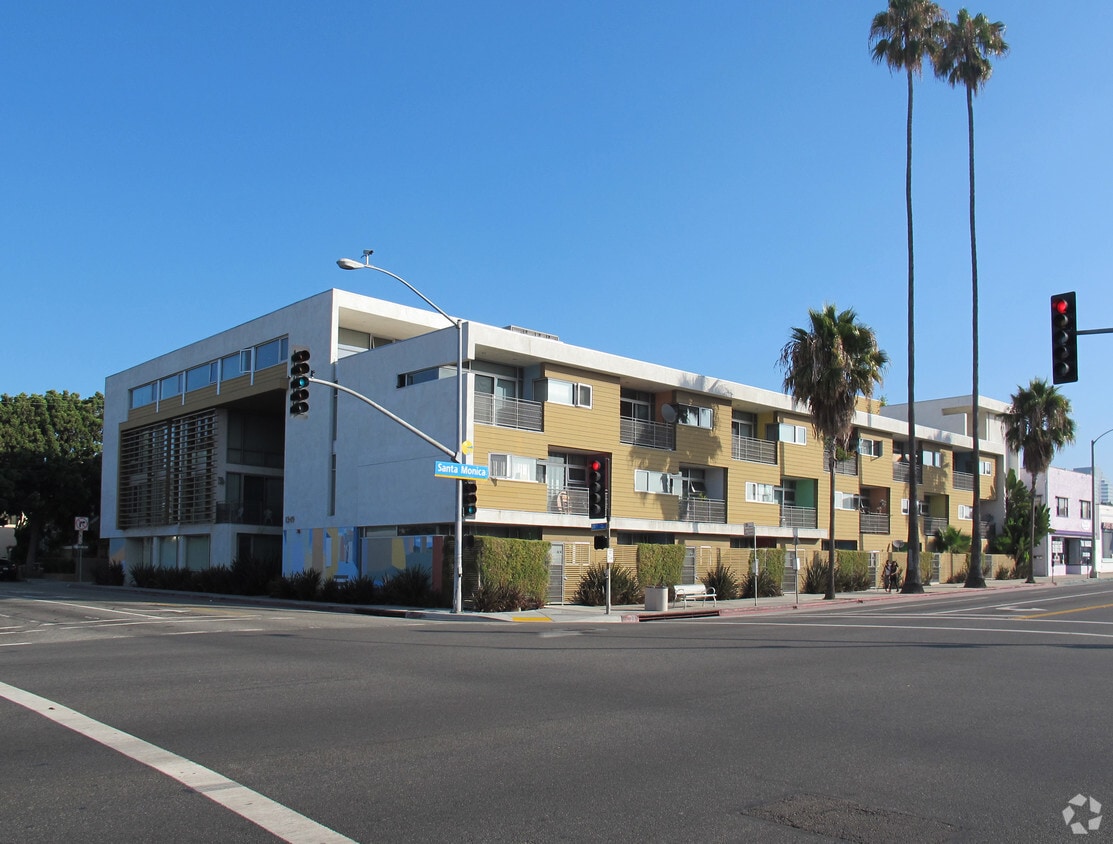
xmin=672 ymin=583 xmax=717 ymax=608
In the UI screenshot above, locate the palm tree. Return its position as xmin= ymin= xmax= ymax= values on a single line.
xmin=933 ymin=9 xmax=1008 ymax=589
xmin=869 ymin=0 xmax=947 ymax=594
xmin=1001 ymin=379 xmax=1075 ymax=583
xmin=780 ymin=305 xmax=888 ymax=599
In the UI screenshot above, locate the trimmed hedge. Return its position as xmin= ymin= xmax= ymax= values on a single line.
xmin=472 ymin=536 xmax=550 ymax=607
xmin=636 ymin=544 xmax=685 ymax=587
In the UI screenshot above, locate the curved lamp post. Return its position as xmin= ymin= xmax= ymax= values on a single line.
xmin=1090 ymin=428 xmax=1113 ymax=579
xmin=338 ymin=250 xmax=466 ymax=613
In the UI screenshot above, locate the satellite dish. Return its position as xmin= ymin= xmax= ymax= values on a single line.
xmin=660 ymin=404 xmax=678 ymax=423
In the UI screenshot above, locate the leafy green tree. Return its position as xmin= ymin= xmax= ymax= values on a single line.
xmin=779 ymin=305 xmax=888 ymax=599
xmin=1001 ymin=379 xmax=1074 ymax=583
xmin=934 ymin=525 xmax=972 ymax=554
xmin=0 ymin=392 xmax=103 ymax=566
xmin=933 ymin=8 xmax=1009 ymax=588
xmin=869 ymin=0 xmax=947 ymax=595
xmin=988 ymin=469 xmax=1049 ymax=577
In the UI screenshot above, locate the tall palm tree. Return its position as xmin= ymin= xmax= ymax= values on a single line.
xmin=780 ymin=305 xmax=888 ymax=599
xmin=1001 ymin=379 xmax=1075 ymax=583
xmin=934 ymin=9 xmax=1008 ymax=589
xmin=869 ymin=0 xmax=947 ymax=594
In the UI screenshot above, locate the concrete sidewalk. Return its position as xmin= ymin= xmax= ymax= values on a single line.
xmin=402 ymin=575 xmax=1100 ymax=624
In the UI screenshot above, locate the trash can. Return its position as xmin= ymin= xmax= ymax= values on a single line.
xmin=644 ymin=586 xmax=668 ymax=612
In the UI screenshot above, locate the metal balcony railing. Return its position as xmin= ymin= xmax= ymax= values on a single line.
xmin=824 ymin=450 xmax=858 ymax=476
xmin=860 ymin=512 xmax=890 ymax=534
xmin=474 ymin=393 xmax=543 ymax=432
xmin=952 ymin=471 xmax=975 ymax=491
xmin=215 ymin=501 xmax=282 ymax=526
xmin=679 ymin=497 xmax=726 ymax=523
xmin=781 ymin=505 xmax=817 ymax=529
xmin=620 ymin=417 xmax=675 ymax=450
xmin=548 ymin=487 xmax=590 ymax=515
xmin=731 ymin=434 xmax=776 ymax=464
xmin=923 ymin=516 xmax=949 ymax=535
xmin=892 ymin=461 xmax=923 ymax=483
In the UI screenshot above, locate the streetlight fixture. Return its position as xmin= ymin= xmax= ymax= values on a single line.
xmin=337 ymin=250 xmax=467 ymax=613
xmin=1090 ymin=428 xmax=1113 ymax=579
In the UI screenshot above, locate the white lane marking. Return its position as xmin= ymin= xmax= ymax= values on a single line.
xmin=927 ymin=589 xmax=1113 ymax=616
xmin=0 ymin=681 xmax=357 ymax=843
xmin=717 ymin=620 xmax=1113 ymax=639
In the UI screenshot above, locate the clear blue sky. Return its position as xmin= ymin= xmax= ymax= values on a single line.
xmin=4 ymin=1 xmax=1110 ymax=472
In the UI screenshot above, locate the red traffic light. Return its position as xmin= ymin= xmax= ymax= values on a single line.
xmin=1053 ymin=297 xmax=1070 ymax=316
xmin=589 ymin=459 xmax=602 ymax=473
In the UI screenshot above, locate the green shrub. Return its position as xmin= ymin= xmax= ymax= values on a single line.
xmin=475 ymin=536 xmax=550 ymax=607
xmin=802 ymin=554 xmax=830 ymax=594
xmin=636 ymin=544 xmax=684 ymax=587
xmin=741 ymin=568 xmax=783 ymax=599
xmin=471 ymin=582 xmax=539 ymax=612
xmin=702 ymin=562 xmax=740 ymax=600
xmin=285 ymin=569 xmax=322 ymax=601
xmin=91 ymin=561 xmax=125 ymax=586
xmin=380 ymin=566 xmax=437 ymax=607
xmin=231 ymin=556 xmax=280 ymax=595
xmin=995 ymin=562 xmax=1020 ymax=580
xmin=194 ymin=564 xmax=235 ymax=594
xmin=574 ymin=563 xmax=642 ymax=606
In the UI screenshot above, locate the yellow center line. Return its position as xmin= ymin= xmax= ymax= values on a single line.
xmin=1016 ymin=601 xmax=1113 ymax=620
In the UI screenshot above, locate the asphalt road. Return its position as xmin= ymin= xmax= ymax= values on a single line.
xmin=2 ymin=580 xmax=1111 ymax=843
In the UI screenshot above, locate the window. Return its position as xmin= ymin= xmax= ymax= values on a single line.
xmin=489 ymin=453 xmax=543 ymax=482
xmin=681 ymin=467 xmax=706 ymax=498
xmin=634 ymin=469 xmax=679 ymax=495
xmin=398 ymin=365 xmax=455 ymax=387
xmin=678 ymin=405 xmax=714 ymax=429
xmin=858 ymin=437 xmax=884 ymax=457
xmin=159 ymin=374 xmax=182 ymax=400
xmin=129 ymin=382 xmax=157 ymax=409
xmin=254 ymin=337 xmax=288 ymax=370
xmin=921 ymin=449 xmax=943 ymax=468
xmin=835 ymin=491 xmax=862 ymax=511
xmin=186 ymin=362 xmax=217 ymax=392
xmin=221 ymin=350 xmax=250 ymax=380
xmin=767 ymin=423 xmax=807 ymax=445
xmin=621 ymin=389 xmax=653 ymax=421
xmin=539 ymin=378 xmax=592 ymax=408
xmin=1081 ymin=500 xmax=1092 ymax=520
xmin=746 ymin=482 xmax=776 ymax=503
xmin=901 ymin=499 xmax=927 ymax=516
xmin=979 ymin=460 xmax=993 ymax=475
xmin=732 ymin=410 xmax=757 ymax=439
xmin=958 ymin=504 xmax=973 ymax=521
xmin=1056 ymin=496 xmax=1070 ymax=517
xmin=775 ymin=480 xmax=797 ymax=506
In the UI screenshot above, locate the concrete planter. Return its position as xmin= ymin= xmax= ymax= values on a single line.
xmin=644 ymin=586 xmax=668 ymax=612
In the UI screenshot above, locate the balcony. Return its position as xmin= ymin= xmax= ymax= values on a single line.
xmin=923 ymin=516 xmax=949 ymax=535
xmin=781 ymin=505 xmax=817 ymax=529
xmin=679 ymin=497 xmax=726 ymax=523
xmin=548 ymin=487 xmax=589 ymax=515
xmin=953 ymin=471 xmax=975 ymax=491
xmin=824 ymin=449 xmax=858 ymax=476
xmin=860 ymin=512 xmax=890 ymax=534
xmin=732 ymin=434 xmax=776 ymax=464
xmin=892 ymin=461 xmax=923 ymax=483
xmin=215 ymin=501 xmax=281 ymax=525
xmin=474 ymin=393 xmax=543 ymax=432
xmin=620 ymin=417 xmax=675 ymax=451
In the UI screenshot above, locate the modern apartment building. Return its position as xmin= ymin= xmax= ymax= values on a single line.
xmin=101 ymin=288 xmax=1012 ymax=598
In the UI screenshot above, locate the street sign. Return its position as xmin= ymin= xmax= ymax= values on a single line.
xmin=74 ymin=517 xmax=89 ymax=531
xmin=434 ymin=461 xmax=489 ymax=480
xmin=743 ymin=522 xmax=756 ymax=537
xmin=590 ymin=522 xmax=608 ymax=532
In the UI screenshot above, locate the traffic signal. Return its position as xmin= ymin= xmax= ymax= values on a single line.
xmin=289 ymin=348 xmax=311 ymax=415
xmin=594 ymin=534 xmax=609 ymax=550
xmin=1050 ymin=292 xmax=1078 ymax=384
xmin=588 ymin=457 xmax=607 ymax=520
xmin=462 ymin=480 xmax=478 ymax=518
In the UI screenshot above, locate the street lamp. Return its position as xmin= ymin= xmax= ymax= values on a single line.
xmin=338 ymin=250 xmax=467 ymax=613
xmin=1090 ymin=428 xmax=1113 ymax=579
